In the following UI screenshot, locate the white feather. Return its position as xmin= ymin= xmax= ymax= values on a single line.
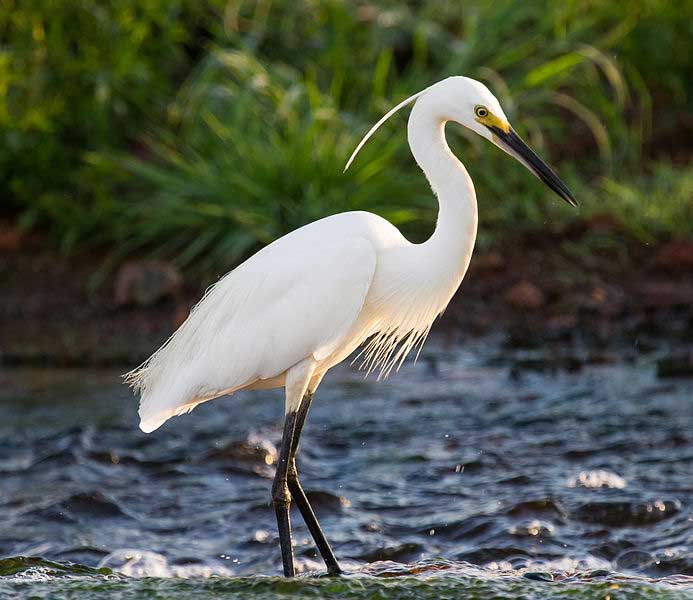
xmin=126 ymin=77 xmax=517 ymax=433
xmin=127 ymin=212 xmax=392 ymax=432
xmin=343 ymin=87 xmax=430 ymax=172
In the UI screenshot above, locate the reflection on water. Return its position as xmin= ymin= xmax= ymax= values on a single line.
xmin=0 ymin=338 xmax=691 ymax=596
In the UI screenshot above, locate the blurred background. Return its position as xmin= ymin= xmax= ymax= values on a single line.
xmin=1 ymin=0 xmax=691 ymax=365
xmin=2 ymin=0 xmax=691 ymax=256
xmin=0 ymin=1 xmax=692 ymax=595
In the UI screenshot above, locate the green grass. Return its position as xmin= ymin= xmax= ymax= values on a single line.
xmin=86 ymin=50 xmax=436 ymax=271
xmin=586 ymin=163 xmax=693 ymax=241
xmin=2 ymin=1 xmax=691 ymax=272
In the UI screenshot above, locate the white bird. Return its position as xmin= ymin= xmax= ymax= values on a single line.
xmin=126 ymin=76 xmax=576 ymax=577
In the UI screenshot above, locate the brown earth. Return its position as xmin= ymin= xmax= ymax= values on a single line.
xmin=1 ymin=217 xmax=691 ymax=371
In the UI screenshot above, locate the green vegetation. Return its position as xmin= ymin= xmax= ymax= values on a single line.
xmin=2 ymin=1 xmax=691 ymax=271
xmin=1 ymin=568 xmax=692 ymax=600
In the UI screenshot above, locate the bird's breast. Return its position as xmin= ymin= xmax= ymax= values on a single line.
xmin=321 ymin=244 xmax=468 ymax=378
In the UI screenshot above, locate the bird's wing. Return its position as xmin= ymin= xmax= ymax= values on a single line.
xmin=240 ymin=235 xmax=377 ymax=378
xmin=130 ymin=236 xmax=376 ymax=432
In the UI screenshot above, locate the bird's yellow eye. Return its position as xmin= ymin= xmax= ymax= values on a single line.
xmin=475 ymin=106 xmax=489 ymax=118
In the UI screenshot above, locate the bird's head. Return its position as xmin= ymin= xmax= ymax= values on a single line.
xmin=345 ymin=76 xmax=577 ymax=208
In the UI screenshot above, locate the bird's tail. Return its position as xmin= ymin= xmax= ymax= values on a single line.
xmin=124 ymin=354 xmax=188 ymax=433
xmin=124 ymin=363 xmax=165 ymax=432
xmin=124 ymin=265 xmax=244 ymax=432
xmin=125 ymin=366 xmax=201 ymax=432
xmin=125 ymin=358 xmax=225 ymax=433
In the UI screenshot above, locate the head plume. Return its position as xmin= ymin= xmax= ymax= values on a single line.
xmin=343 ymin=86 xmax=431 ymax=172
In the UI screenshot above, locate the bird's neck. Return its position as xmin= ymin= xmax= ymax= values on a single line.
xmin=407 ymin=100 xmax=478 ymax=279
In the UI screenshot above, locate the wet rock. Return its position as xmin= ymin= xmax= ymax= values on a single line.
xmin=504 ymin=281 xmax=545 ymax=309
xmin=456 ymin=546 xmax=531 ymax=565
xmin=359 ymin=542 xmax=424 ymax=563
xmin=114 ymin=260 xmax=182 ymax=307
xmin=506 ymin=499 xmax=567 ymax=521
xmin=574 ymin=499 xmax=681 ymax=527
xmin=585 ymin=569 xmax=612 ymax=578
xmin=26 ymin=491 xmax=127 ymax=524
xmin=64 ymin=491 xmax=129 ymax=520
xmin=204 ymin=435 xmax=277 ymax=466
xmin=655 ymin=239 xmax=693 ymax=270
xmin=0 ymin=556 xmax=109 ymax=577
xmin=200 ymin=434 xmax=278 ymax=478
xmin=304 ymin=490 xmax=351 ymax=514
xmin=523 ymin=571 xmax=554 ymax=582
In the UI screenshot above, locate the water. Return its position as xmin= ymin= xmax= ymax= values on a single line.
xmin=0 ymin=338 xmax=691 ymax=598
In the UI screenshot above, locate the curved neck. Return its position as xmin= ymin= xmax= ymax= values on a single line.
xmin=407 ymin=97 xmax=478 ymax=275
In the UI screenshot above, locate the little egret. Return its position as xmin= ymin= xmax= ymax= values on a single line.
xmin=126 ymin=76 xmax=576 ymax=577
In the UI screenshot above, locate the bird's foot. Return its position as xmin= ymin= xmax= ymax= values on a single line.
xmin=314 ymin=569 xmax=345 ymax=579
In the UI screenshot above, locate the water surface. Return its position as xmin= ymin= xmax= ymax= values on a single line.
xmin=0 ymin=338 xmax=691 ymax=597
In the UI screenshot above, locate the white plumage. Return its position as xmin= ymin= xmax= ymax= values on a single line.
xmin=128 ymin=213 xmax=389 ymax=431
xmin=127 ymin=76 xmax=575 ymax=433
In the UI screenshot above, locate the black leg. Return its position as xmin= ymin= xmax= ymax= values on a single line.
xmin=287 ymin=392 xmax=342 ymax=575
xmin=272 ymin=410 xmax=298 ymax=577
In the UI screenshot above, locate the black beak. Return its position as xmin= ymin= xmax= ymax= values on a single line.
xmin=487 ymin=126 xmax=577 ymax=208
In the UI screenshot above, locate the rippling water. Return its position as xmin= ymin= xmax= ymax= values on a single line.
xmin=0 ymin=338 xmax=691 ymax=598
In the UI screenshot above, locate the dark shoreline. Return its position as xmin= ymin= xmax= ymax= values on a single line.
xmin=1 ymin=219 xmax=691 ymax=369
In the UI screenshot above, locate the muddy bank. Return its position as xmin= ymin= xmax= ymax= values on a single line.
xmin=1 ymin=217 xmax=691 ymax=368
